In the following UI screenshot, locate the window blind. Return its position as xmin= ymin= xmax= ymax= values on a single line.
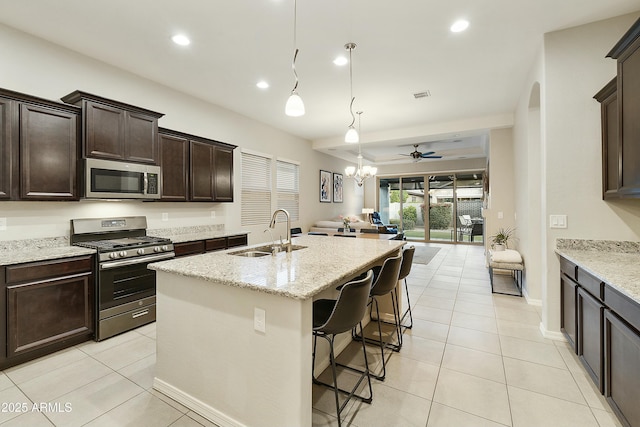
xmin=276 ymin=160 xmax=299 ymax=221
xmin=241 ymin=152 xmax=272 ymax=226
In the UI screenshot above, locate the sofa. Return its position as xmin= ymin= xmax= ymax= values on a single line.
xmin=309 ymin=217 xmax=377 ymax=234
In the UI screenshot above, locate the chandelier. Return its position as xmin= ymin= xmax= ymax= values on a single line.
xmin=345 ymin=112 xmax=377 ymax=186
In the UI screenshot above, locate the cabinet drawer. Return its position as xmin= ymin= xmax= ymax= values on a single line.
xmin=174 ymin=241 xmax=205 ymax=258
xmin=227 ymin=234 xmax=248 ymax=248
xmin=560 ymin=257 xmax=577 ymax=280
xmin=604 ymin=284 xmax=640 ymax=333
xmin=5 ymin=256 xmax=93 ymax=285
xmin=576 ymin=267 xmax=604 ymax=301
xmin=205 ymin=237 xmax=226 ymax=252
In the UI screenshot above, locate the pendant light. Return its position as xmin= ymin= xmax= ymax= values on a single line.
xmin=345 ymin=111 xmax=377 ymax=186
xmin=344 ymin=42 xmax=358 ymax=143
xmin=285 ymin=0 xmax=305 ymax=117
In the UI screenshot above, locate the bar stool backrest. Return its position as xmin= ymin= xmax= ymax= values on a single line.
xmin=314 ymin=270 xmax=374 ymax=336
xmin=370 ymin=255 xmax=402 ymax=297
xmin=398 ymin=245 xmax=415 ymax=281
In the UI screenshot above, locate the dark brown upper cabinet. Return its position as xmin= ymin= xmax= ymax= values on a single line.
xmin=158 ymin=128 xmax=235 ymax=202
xmin=0 ymin=88 xmax=81 ymax=201
xmin=594 ymin=78 xmax=619 ymax=199
xmin=61 ymin=91 xmax=164 ymax=165
xmin=600 ymin=18 xmax=640 ymax=199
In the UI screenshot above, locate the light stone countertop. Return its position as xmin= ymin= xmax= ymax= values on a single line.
xmin=556 ymin=239 xmax=640 ymax=304
xmin=149 ymin=235 xmax=406 ymax=300
xmin=0 ymin=237 xmax=96 ymax=266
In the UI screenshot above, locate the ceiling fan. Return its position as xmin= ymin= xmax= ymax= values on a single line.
xmin=400 ymin=144 xmax=442 ymax=161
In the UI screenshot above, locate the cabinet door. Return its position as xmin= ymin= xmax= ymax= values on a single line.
xmin=174 ymin=241 xmax=205 ymax=257
xmin=85 ymin=100 xmax=125 ymax=160
xmin=190 ymin=140 xmax=214 ymax=201
xmin=577 ymin=287 xmax=604 ymax=391
xmin=159 ymin=132 xmax=189 ymax=201
xmin=618 ymin=36 xmax=640 ymax=197
xmin=7 ymin=273 xmax=93 ymax=357
xmin=561 ymin=273 xmax=578 ymax=351
xmin=0 ymin=97 xmax=15 ymax=200
xmin=214 ymin=145 xmax=234 ymax=202
xmin=125 ymin=111 xmax=158 ymax=164
xmin=604 ymin=310 xmax=640 ymax=427
xmin=601 ymin=85 xmax=620 ymax=198
xmin=19 ymin=104 xmax=79 ymax=200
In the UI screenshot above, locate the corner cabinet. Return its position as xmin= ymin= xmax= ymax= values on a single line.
xmin=0 ymin=255 xmax=95 ymax=370
xmin=61 ymin=91 xmax=164 ymax=165
xmin=597 ymin=18 xmax=640 ymax=199
xmin=0 ymin=88 xmax=81 ymax=201
xmin=158 ymin=128 xmax=236 ymax=202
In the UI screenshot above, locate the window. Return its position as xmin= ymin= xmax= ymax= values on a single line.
xmin=276 ymin=159 xmax=300 ymax=221
xmin=241 ymin=151 xmax=272 ymax=226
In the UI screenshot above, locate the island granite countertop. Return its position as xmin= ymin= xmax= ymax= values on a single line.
xmin=149 ymin=235 xmax=405 ymax=300
xmin=555 ymin=239 xmax=640 ymax=305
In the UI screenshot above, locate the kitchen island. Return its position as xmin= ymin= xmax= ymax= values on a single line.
xmin=149 ymin=235 xmax=405 ymax=427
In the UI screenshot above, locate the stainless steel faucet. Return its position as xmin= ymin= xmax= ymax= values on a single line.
xmin=269 ymin=209 xmax=291 ymax=253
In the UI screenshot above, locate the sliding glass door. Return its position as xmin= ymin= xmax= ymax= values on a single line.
xmin=378 ymin=172 xmax=484 ymax=244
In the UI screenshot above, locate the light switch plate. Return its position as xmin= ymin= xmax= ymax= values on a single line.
xmin=161 ymin=213 xmax=169 ymax=221
xmin=550 ymin=214 xmax=567 ymax=229
xmin=0 ymin=218 xmax=6 ymax=231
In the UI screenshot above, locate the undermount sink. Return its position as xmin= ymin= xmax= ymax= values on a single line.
xmin=228 ymin=245 xmax=307 ymax=257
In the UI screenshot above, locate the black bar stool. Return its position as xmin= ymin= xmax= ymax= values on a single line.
xmin=353 ymin=254 xmax=403 ymax=381
xmin=312 ymin=270 xmax=374 ymax=427
xmin=398 ymin=245 xmax=416 ymax=330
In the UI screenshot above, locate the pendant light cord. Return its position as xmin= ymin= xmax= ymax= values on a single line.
xmin=291 ymin=0 xmax=299 ymax=93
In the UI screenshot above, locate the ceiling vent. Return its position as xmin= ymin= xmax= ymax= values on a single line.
xmin=413 ymin=90 xmax=431 ymax=99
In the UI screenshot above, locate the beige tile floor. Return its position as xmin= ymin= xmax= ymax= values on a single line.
xmin=0 ymin=243 xmax=623 ymax=427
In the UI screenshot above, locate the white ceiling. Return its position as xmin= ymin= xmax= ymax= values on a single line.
xmin=0 ymin=0 xmax=637 ymax=164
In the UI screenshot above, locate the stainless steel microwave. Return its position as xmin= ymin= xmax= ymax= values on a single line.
xmin=84 ymin=158 xmax=161 ymax=200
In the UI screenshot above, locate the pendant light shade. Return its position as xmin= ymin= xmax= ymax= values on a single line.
xmin=344 ymin=42 xmax=358 ymax=143
xmin=285 ymin=90 xmax=305 ymax=117
xmin=285 ymin=0 xmax=304 ymax=117
xmin=345 ymin=111 xmax=376 ymax=186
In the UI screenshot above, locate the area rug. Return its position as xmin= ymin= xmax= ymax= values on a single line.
xmin=412 ymin=246 xmax=440 ymax=265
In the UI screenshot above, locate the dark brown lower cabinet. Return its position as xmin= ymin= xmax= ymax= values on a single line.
xmin=173 ymin=234 xmax=248 ymax=258
xmin=561 ymin=273 xmax=578 ymax=350
xmin=604 ymin=310 xmax=640 ymax=427
xmin=577 ymin=287 xmax=604 ymax=391
xmin=1 ymin=255 xmax=94 ymax=369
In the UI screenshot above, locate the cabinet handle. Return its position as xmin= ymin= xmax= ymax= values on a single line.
xmin=132 ymin=310 xmax=149 ymax=319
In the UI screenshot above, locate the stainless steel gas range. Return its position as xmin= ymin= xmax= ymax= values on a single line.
xmin=70 ymin=216 xmax=175 ymax=341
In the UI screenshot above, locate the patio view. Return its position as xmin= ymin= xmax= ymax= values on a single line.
xmin=377 ymin=173 xmax=485 ymax=244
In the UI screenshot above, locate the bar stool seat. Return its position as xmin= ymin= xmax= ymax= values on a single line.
xmin=312 ymin=270 xmax=374 ymax=427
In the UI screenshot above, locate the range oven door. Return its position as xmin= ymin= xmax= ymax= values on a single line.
xmin=96 ymin=252 xmax=173 ymax=340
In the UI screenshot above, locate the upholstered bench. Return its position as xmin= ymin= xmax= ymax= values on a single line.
xmin=489 ymin=249 xmax=523 ymax=296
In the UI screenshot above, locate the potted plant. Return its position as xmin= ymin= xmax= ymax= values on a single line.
xmin=490 ymin=227 xmax=515 ymax=251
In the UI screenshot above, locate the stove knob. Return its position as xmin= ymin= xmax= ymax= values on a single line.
xmin=154 ymin=246 xmax=161 ymax=253
xmin=137 ymin=249 xmax=145 ymax=255
xmin=109 ymin=253 xmax=118 ymax=259
xmin=119 ymin=251 xmax=127 ymax=257
xmin=161 ymin=245 xmax=169 ymax=251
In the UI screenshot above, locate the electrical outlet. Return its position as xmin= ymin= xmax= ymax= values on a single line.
xmin=497 ymin=211 xmax=504 ymax=219
xmin=254 ymin=308 xmax=266 ymax=333
xmin=0 ymin=218 xmax=6 ymax=231
xmin=161 ymin=213 xmax=168 ymax=221
xmin=210 ymin=211 xmax=216 ymax=219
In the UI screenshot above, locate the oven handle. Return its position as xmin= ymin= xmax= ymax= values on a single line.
xmin=100 ymin=252 xmax=175 ymax=270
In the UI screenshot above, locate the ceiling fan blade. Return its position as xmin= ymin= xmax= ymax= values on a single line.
xmin=420 ymin=151 xmax=436 ymax=157
xmin=423 ymin=155 xmax=442 ymax=159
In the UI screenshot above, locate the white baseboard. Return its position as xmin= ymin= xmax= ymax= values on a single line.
xmin=522 ymin=288 xmax=542 ymax=306
xmin=153 ymin=378 xmax=246 ymax=427
xmin=539 ymin=322 xmax=566 ymax=341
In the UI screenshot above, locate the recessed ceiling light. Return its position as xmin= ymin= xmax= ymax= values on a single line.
xmin=172 ymin=34 xmax=191 ymax=46
xmin=333 ymin=56 xmax=348 ymax=66
xmin=450 ymin=20 xmax=469 ymax=33
xmin=256 ymin=81 xmax=269 ymax=89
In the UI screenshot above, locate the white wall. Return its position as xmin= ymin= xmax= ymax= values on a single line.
xmin=513 ymin=12 xmax=640 ymax=336
xmin=0 ymin=24 xmax=361 ymax=244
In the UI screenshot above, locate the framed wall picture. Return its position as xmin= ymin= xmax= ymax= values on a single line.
xmin=333 ymin=173 xmax=343 ymax=203
xmin=320 ymin=170 xmax=332 ymax=202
